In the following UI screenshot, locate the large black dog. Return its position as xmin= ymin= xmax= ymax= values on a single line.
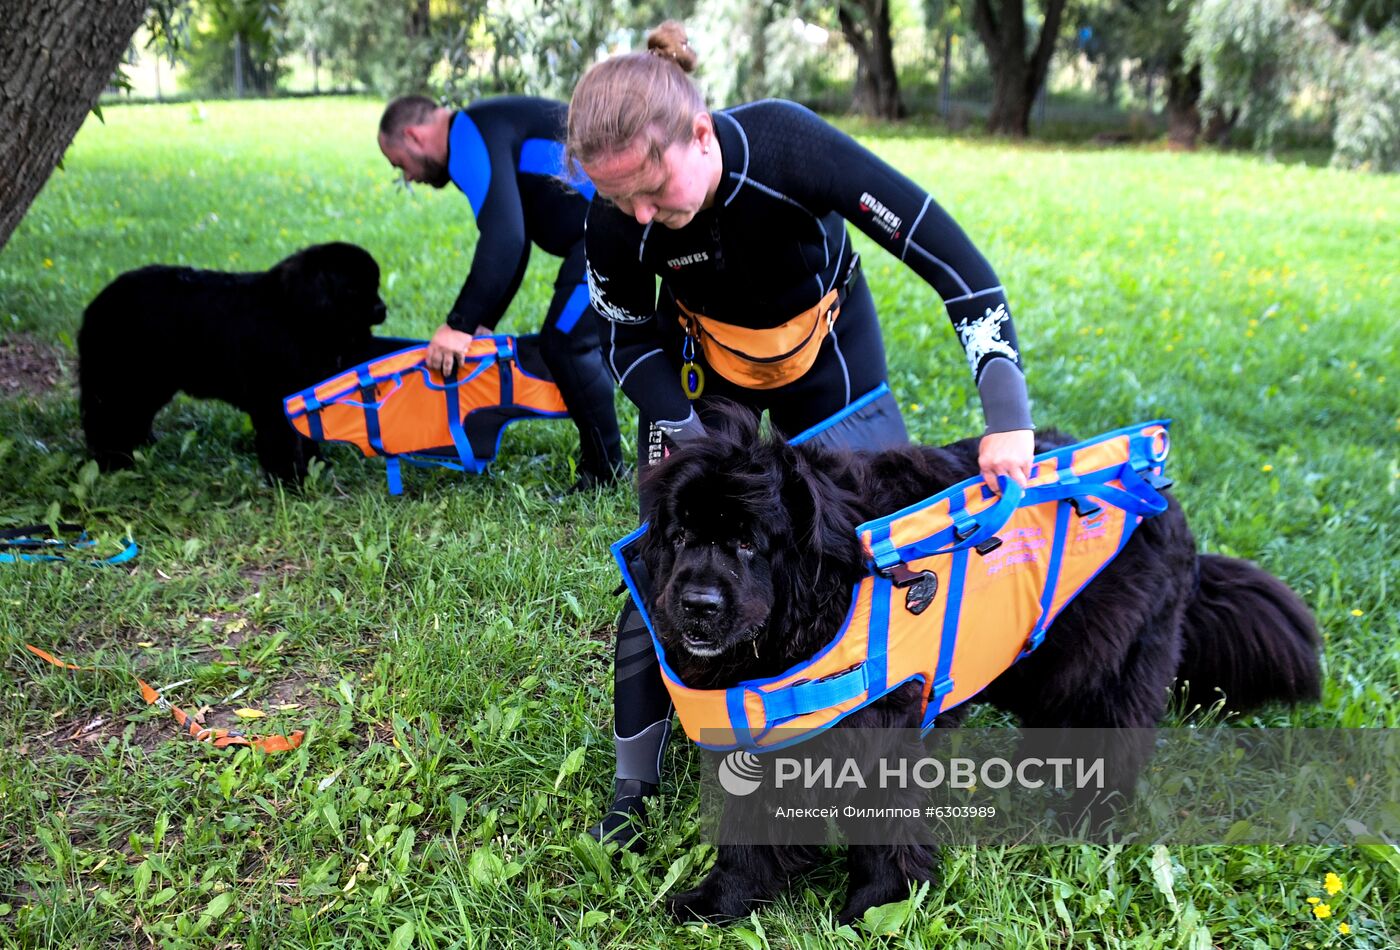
xmin=79 ymin=242 xmax=396 ymax=482
xmin=636 ymin=407 xmax=1320 ymax=925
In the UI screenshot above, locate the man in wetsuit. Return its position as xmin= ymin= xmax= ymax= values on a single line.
xmin=568 ymin=24 xmax=1035 ymax=848
xmin=377 ymin=95 xmax=624 ymax=490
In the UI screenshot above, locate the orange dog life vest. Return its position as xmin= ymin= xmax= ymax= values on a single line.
xmin=283 ymin=336 xmax=568 ymax=494
xmin=613 ymin=421 xmax=1173 ymax=752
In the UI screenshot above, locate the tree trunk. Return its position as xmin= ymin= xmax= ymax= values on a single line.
xmin=407 ymin=0 xmax=430 ymax=39
xmin=0 ymin=0 xmax=147 ymax=253
xmin=1165 ymin=56 xmax=1201 ymax=150
xmin=939 ymin=28 xmax=952 ymax=119
xmin=972 ymin=0 xmax=1068 ymax=137
xmin=838 ymin=1 xmax=904 ymax=120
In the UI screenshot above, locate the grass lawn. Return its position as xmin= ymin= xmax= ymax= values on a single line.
xmin=1 ymin=97 xmax=1397 ymax=948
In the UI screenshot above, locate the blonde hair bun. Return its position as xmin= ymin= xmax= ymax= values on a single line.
xmin=646 ymin=20 xmax=698 ymax=73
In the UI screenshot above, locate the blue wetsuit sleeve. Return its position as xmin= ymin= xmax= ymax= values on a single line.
xmin=766 ymin=101 xmax=1032 ymax=432
xmin=446 ymin=115 xmax=531 ymax=332
xmin=584 ymin=204 xmax=693 ymax=425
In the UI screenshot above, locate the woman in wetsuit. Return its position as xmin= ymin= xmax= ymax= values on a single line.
xmin=378 ymin=95 xmax=624 ymax=490
xmin=570 ymin=23 xmax=1036 ymax=846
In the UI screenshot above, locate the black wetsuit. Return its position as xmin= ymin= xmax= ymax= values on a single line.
xmin=445 ymin=95 xmax=621 ymax=481
xmin=586 ymin=99 xmax=1035 ymax=842
xmin=586 ymin=97 xmax=1032 ymax=464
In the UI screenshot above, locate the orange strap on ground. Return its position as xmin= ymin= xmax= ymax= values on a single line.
xmin=24 ymin=644 xmax=304 ymax=753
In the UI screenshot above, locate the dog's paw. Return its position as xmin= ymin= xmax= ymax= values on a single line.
xmin=667 ymin=887 xmax=744 ymax=925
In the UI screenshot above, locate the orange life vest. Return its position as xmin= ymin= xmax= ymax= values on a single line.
xmin=283 ymin=336 xmax=568 ymax=494
xmin=613 ymin=421 xmax=1173 ymax=752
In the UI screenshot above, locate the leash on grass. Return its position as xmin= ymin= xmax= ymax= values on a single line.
xmin=0 ymin=523 xmax=139 ymax=566
xmin=23 ymin=644 xmax=304 ymax=753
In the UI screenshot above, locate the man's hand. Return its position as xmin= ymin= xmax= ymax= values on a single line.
xmin=978 ymin=428 xmax=1034 ymax=493
xmin=426 ymin=323 xmax=474 ymax=376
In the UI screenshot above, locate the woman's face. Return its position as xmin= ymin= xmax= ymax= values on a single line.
xmin=583 ymin=118 xmax=719 ymax=229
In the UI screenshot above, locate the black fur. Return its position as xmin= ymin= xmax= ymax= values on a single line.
xmin=637 ymin=405 xmax=1321 ymax=926
xmin=79 ymin=242 xmax=392 ymax=482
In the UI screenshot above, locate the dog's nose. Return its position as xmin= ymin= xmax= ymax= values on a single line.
xmin=680 ymin=587 xmax=724 ymax=617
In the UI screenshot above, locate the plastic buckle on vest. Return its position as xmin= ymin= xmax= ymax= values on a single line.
xmin=1147 ymin=471 xmax=1174 ymax=491
xmin=878 ymin=563 xmax=929 ymax=588
xmin=974 ymin=536 xmax=1003 ymax=556
xmin=879 ymin=564 xmax=940 ymax=614
xmin=1069 ymin=497 xmax=1102 ymax=518
xmin=494 ymin=337 xmax=513 ymax=361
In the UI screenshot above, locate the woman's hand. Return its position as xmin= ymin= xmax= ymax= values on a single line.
xmin=978 ymin=428 xmax=1035 ymax=493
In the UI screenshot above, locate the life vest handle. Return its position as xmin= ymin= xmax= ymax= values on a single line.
xmin=877 ymin=465 xmax=1170 ymax=569
xmin=943 ymin=476 xmax=1026 ymax=554
xmin=418 ymin=354 xmax=497 ymax=391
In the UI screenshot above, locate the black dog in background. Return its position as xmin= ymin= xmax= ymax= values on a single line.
xmin=637 ymin=406 xmax=1320 ymax=925
xmin=79 ymin=242 xmax=398 ymax=482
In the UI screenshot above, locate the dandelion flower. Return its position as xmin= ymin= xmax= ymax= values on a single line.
xmin=1313 ymin=903 xmax=1332 ymax=919
xmin=43 ymin=258 xmax=53 ymax=268
xmin=1308 ymin=897 xmax=1321 ymax=905
xmin=1325 ymin=872 xmax=1343 ymax=895
xmin=1350 ymin=609 xmax=1363 ymax=617
xmin=1338 ymin=922 xmax=1350 ymax=935
xmin=1262 ymin=464 xmax=1274 ymax=472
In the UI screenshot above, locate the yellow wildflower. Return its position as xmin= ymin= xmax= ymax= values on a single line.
xmin=43 ymin=258 xmax=53 ymax=268
xmin=1338 ymin=922 xmax=1350 ymax=935
xmin=1262 ymin=464 xmax=1274 ymax=473
xmin=1307 ymin=896 xmax=1321 ymax=905
xmin=1313 ymin=903 xmax=1332 ymax=919
xmin=1350 ymin=609 xmax=1363 ymax=617
xmin=1325 ymin=872 xmax=1343 ymax=895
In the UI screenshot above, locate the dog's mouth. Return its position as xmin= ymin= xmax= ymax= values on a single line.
xmin=675 ymin=622 xmax=764 ymax=659
xmin=681 ymin=633 xmax=726 ymax=658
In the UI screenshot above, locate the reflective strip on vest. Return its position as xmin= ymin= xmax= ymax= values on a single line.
xmin=612 ymin=420 xmax=1173 ymax=753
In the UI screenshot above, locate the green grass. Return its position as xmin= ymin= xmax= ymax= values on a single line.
xmin=1 ymin=97 xmax=1397 ymax=948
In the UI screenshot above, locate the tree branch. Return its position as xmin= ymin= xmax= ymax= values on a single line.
xmin=1027 ymin=0 xmax=1068 ymax=95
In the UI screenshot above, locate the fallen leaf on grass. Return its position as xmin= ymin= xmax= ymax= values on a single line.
xmin=233 ymin=708 xmax=266 ymax=720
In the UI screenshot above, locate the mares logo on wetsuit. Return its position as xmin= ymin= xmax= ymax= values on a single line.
xmin=667 ymin=252 xmax=710 ymax=271
xmin=858 ymin=192 xmax=902 ymax=240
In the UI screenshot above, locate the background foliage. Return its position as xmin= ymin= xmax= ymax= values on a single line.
xmin=110 ymin=0 xmax=1400 ymax=169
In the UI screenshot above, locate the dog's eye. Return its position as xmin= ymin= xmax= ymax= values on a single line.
xmin=736 ymin=540 xmax=754 ymax=553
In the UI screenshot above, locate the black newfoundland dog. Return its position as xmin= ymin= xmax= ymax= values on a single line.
xmin=636 ymin=406 xmax=1320 ymax=926
xmin=79 ymin=242 xmax=396 ymax=482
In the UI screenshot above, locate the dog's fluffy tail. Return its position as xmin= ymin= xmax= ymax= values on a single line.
xmin=1175 ymin=553 xmax=1321 ymax=714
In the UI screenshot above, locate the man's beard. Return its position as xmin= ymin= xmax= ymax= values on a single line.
xmin=421 ymin=157 xmax=450 ymax=188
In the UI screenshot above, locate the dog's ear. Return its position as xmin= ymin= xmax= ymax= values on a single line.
xmin=777 ymin=440 xmax=865 ymax=570
xmin=276 ymin=248 xmax=334 ymax=322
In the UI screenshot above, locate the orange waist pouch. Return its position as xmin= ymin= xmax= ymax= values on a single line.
xmin=676 ymin=286 xmax=840 ymax=390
